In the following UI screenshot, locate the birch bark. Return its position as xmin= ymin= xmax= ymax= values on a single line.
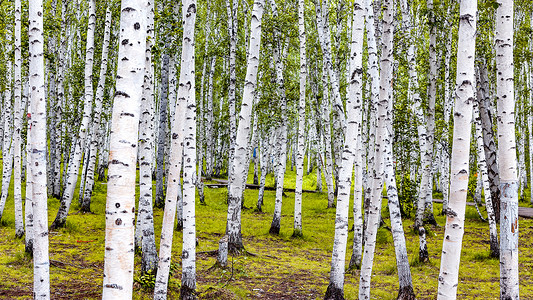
xmin=137 ymin=0 xmax=157 ymax=275
xmin=101 ymin=1 xmax=146 ymax=298
xmin=81 ymin=7 xmax=112 ymax=212
xmin=0 ymin=50 xmax=13 ymax=223
xmin=25 ymin=109 xmax=34 ymax=254
xmin=324 ymin=1 xmax=364 ymax=297
xmin=293 ymin=0 xmax=306 ymax=237
xmin=473 ymin=98 xmax=499 ymax=258
xmin=437 ymin=0 xmax=477 ymax=296
xmin=180 ymin=3 xmax=198 ymax=298
xmin=320 ymin=61 xmax=336 ymax=208
xmin=477 ymin=60 xmax=501 ymax=223
xmin=359 ymin=0 xmax=394 ymax=297
xmin=496 ymin=0 xmax=519 ymax=297
xmin=269 ymin=1 xmax=288 ymax=235
xmin=29 ymin=0 xmax=50 ymax=297
xmin=226 ymin=0 xmax=265 ymax=252
xmin=51 ymin=0 xmax=96 ymax=229
xmin=14 ymin=0 xmax=24 ymax=238
xmin=154 ymin=1 xmax=197 ymax=297
xmin=155 ymin=53 xmax=170 ymax=208
xmin=399 ymin=0 xmax=430 ymax=262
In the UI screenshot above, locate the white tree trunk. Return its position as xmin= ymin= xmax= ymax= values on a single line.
xmin=293 ymin=0 xmax=306 ymax=237
xmin=81 ymin=7 xmax=112 ymax=212
xmin=51 ymin=0 xmax=96 ymax=229
xmin=358 ymin=0 xmax=394 ymax=296
xmin=424 ymin=0 xmax=437 ymax=224
xmin=101 ymin=1 xmax=146 ymax=298
xmin=496 ymin=0 xmax=519 ymax=297
xmin=324 ymin=2 xmax=364 ymax=297
xmin=436 ymin=0 xmax=477 ymax=296
xmin=14 ymin=0 xmax=24 ymax=238
xmin=136 ymin=0 xmax=158 ymax=275
xmin=441 ymin=8 xmax=454 ymax=214
xmin=154 ymin=2 xmax=197 ymax=299
xmin=384 ymin=127 xmax=416 ymax=299
xmin=268 ymin=4 xmax=288 ymax=235
xmin=29 ymin=0 xmax=50 ymax=297
xmin=226 ymin=0 xmax=239 ymax=185
xmin=155 ymin=53 xmax=170 ymax=208
xmin=179 ymin=2 xmax=197 ymax=299
xmin=473 ymin=99 xmax=499 ymax=258
xmin=320 ymin=61 xmax=335 ymax=208
xmin=0 ymin=52 xmax=13 ymax=223
xmin=226 ymin=0 xmax=265 ymax=252
xmin=24 ymin=85 xmax=34 ymax=254
xmin=529 ymin=59 xmax=533 ymax=206
xmin=399 ymin=0 xmax=430 ymax=262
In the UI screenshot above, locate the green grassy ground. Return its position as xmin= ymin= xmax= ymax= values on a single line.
xmin=0 ymin=164 xmax=532 ymax=299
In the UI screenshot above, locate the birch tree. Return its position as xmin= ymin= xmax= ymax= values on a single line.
xmin=51 ymin=0 xmax=96 ymax=229
xmin=437 ymin=0 xmax=477 ymax=296
xmin=136 ymin=0 xmax=158 ymax=275
xmin=226 ymin=0 xmax=265 ymax=252
xmin=154 ymin=2 xmax=198 ymax=298
xmin=101 ymin=1 xmax=146 ymax=298
xmin=473 ymin=98 xmax=499 ymax=258
xmin=81 ymin=7 xmax=112 ymax=212
xmin=293 ymin=0 xmax=306 ymax=237
xmin=324 ymin=1 xmax=364 ymax=297
xmin=29 ymin=0 xmax=50 ymax=297
xmin=496 ymin=0 xmax=519 ymax=297
xmin=358 ymin=0 xmax=394 ymax=297
xmin=14 ymin=0 xmax=24 ymax=238
xmin=179 ymin=1 xmax=197 ymax=299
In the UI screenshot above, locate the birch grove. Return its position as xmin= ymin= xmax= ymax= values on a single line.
xmin=0 ymin=0 xmax=530 ymax=298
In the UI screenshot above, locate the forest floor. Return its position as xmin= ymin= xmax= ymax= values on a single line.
xmin=1 ymin=166 xmax=533 ymax=299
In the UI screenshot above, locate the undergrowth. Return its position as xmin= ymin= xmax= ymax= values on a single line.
xmin=0 ymin=163 xmax=532 ymax=299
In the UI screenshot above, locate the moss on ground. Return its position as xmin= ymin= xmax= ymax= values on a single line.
xmin=0 ymin=164 xmax=532 ymax=299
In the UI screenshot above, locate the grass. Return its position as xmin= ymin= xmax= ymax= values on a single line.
xmin=0 ymin=162 xmax=532 ymax=299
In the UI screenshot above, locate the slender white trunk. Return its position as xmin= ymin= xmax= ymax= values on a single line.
xmin=293 ymin=0 xmax=306 ymax=237
xmin=385 ymin=126 xmax=416 ymax=299
xmin=320 ymin=61 xmax=335 ymax=208
xmin=14 ymin=0 xmax=24 ymax=238
xmin=424 ymin=0 xmax=437 ymax=224
xmin=441 ymin=9 xmax=454 ymax=214
xmin=226 ymin=0 xmax=265 ymax=252
xmin=473 ymin=98 xmax=499 ymax=258
xmin=496 ymin=0 xmax=519 ymax=297
xmin=155 ymin=53 xmax=169 ymax=208
xmin=529 ymin=59 xmax=533 ymax=206
xmin=226 ymin=0 xmax=239 ymax=184
xmin=314 ymin=0 xmax=346 ymax=187
xmin=436 ymin=0 xmax=477 ymax=296
xmin=29 ymin=0 xmax=50 ymax=297
xmin=25 ymin=89 xmax=34 ymax=254
xmin=324 ymin=2 xmax=364 ymax=297
xmin=358 ymin=0 xmax=394 ymax=296
xmin=0 ymin=54 xmax=13 ymax=222
xmin=256 ymin=135 xmax=268 ymax=211
xmin=136 ymin=0 xmax=158 ymax=275
xmin=154 ymin=2 xmax=196 ymax=298
xmin=477 ymin=60 xmax=501 ymax=223
xmin=51 ymin=0 xmax=96 ymax=229
xmin=81 ymin=7 xmax=112 ymax=212
xmin=180 ymin=3 xmax=197 ymax=297
xmin=101 ymin=1 xmax=146 ymax=298
xmin=268 ymin=5 xmax=288 ymax=235
xmin=400 ymin=0 xmax=430 ymax=262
